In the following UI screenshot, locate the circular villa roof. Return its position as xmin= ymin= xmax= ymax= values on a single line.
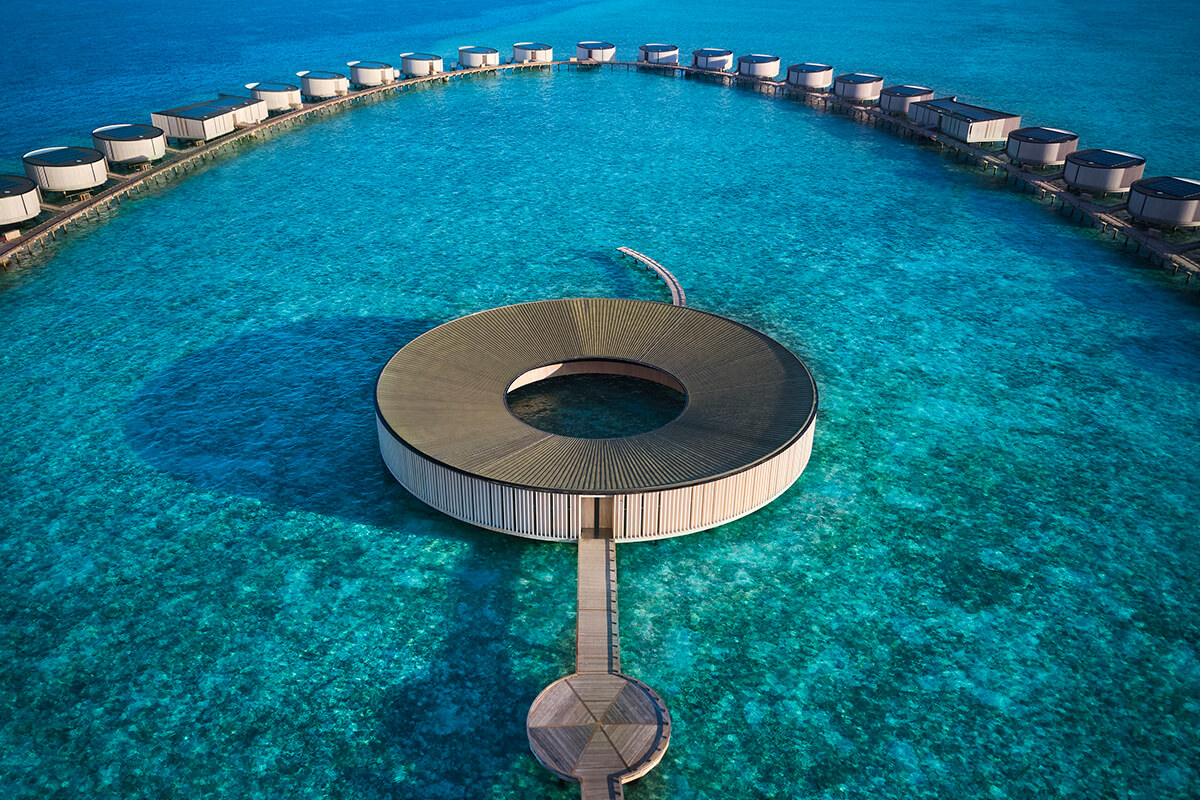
xmin=1066 ymin=149 xmax=1145 ymax=169
xmin=882 ymin=85 xmax=933 ymax=97
xmin=836 ymin=73 xmax=883 ymax=84
xmin=23 ymin=146 xmax=105 ymax=167
xmin=92 ymin=123 xmax=163 ymax=141
xmin=376 ymin=297 xmax=817 ymax=494
xmin=739 ymin=54 xmax=780 ymax=64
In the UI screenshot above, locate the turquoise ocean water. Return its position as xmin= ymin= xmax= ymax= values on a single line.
xmin=2 ymin=1 xmax=1199 ymax=797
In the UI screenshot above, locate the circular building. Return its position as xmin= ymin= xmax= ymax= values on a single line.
xmin=347 ymin=61 xmax=394 ymax=87
xmin=295 ymin=71 xmax=349 ymax=99
xmin=514 ymin=42 xmax=554 ymax=63
xmin=376 ymin=298 xmax=818 ymax=542
xmin=737 ymin=54 xmax=781 ymax=79
xmin=692 ymin=48 xmax=734 ymax=71
xmin=880 ymin=85 xmax=934 ymax=115
xmin=1128 ymin=177 xmax=1200 ymax=228
xmin=1006 ymin=126 xmax=1079 ymax=166
xmin=91 ymin=124 xmax=165 ymax=166
xmin=22 ymin=146 xmax=107 ymax=193
xmin=576 ymin=41 xmax=616 ymax=62
xmin=833 ymin=73 xmax=884 ymax=103
xmin=459 ymin=45 xmax=500 ymax=68
xmin=245 ymin=82 xmax=302 ymax=112
xmin=787 ymin=63 xmax=833 ymax=90
xmin=0 ymin=175 xmax=41 ymax=227
xmin=1063 ymin=149 xmax=1146 ymax=194
xmin=400 ymin=53 xmax=444 ymax=76
xmin=638 ymin=43 xmax=679 ymax=64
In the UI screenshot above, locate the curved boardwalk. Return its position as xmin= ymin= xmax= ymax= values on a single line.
xmin=617 ymin=246 xmax=686 ymax=306
xmin=4 ymin=58 xmax=1197 ymax=285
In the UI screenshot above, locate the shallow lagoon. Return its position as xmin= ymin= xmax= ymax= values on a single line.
xmin=3 ymin=2 xmax=1200 ymax=798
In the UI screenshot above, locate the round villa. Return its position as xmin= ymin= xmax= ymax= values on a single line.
xmin=1063 ymin=149 xmax=1146 ymax=194
xmin=737 ymin=54 xmax=781 ymax=79
xmin=1128 ymin=177 xmax=1200 ymax=228
xmin=1006 ymin=126 xmax=1079 ymax=166
xmin=347 ymin=61 xmax=394 ymax=87
xmin=833 ymin=73 xmax=884 ymax=103
xmin=692 ymin=48 xmax=734 ymax=71
xmin=787 ymin=63 xmax=834 ymax=90
xmin=513 ymin=42 xmax=554 ymax=63
xmin=295 ymin=70 xmax=349 ymax=99
xmin=22 ymin=146 xmax=107 ymax=193
xmin=638 ymin=43 xmax=679 ymax=64
xmin=245 ymin=82 xmax=302 ymax=112
xmin=458 ymin=46 xmax=500 ymax=68
xmin=376 ymin=297 xmax=818 ymax=542
xmin=880 ymin=85 xmax=934 ymax=115
xmin=91 ymin=124 xmax=165 ymax=166
xmin=576 ymin=41 xmax=616 ymax=62
xmin=400 ymin=53 xmax=443 ymax=76
xmin=0 ymin=175 xmax=41 ymax=228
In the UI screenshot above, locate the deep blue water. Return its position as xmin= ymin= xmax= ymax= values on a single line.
xmin=2 ymin=2 xmax=1199 ymax=798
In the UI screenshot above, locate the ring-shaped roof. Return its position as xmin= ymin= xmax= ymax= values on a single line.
xmin=376 ymin=298 xmax=818 ymax=494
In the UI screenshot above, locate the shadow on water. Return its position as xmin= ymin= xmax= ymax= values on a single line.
xmin=124 ymin=315 xmax=571 ymax=794
xmin=349 ymin=531 xmax=566 ymax=799
xmin=124 ymin=315 xmax=443 ymax=528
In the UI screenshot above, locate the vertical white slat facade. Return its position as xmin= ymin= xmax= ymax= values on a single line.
xmin=378 ymin=417 xmax=815 ymax=542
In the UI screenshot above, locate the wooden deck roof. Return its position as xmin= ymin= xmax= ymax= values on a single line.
xmin=376 ymin=297 xmax=817 ymax=494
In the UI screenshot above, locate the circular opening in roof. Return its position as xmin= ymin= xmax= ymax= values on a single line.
xmin=505 ymin=359 xmax=687 ymax=439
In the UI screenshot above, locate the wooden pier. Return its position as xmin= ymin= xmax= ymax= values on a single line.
xmin=526 ymin=535 xmax=671 ymax=800
xmin=0 ymin=60 xmax=567 ymax=269
xmin=617 ymin=246 xmax=686 ymax=306
xmin=4 ymin=57 xmax=1197 ymax=287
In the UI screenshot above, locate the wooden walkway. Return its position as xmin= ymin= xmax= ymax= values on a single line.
xmin=617 ymin=246 xmax=686 ymax=306
xmin=527 ymin=536 xmax=670 ymax=800
xmin=5 ymin=57 xmax=1196 ymax=286
xmin=0 ymin=60 xmax=571 ymax=268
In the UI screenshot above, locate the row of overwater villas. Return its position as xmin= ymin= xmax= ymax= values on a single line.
xmin=4 ymin=41 xmax=1200 ymax=231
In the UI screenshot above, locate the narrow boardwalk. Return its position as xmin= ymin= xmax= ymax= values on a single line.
xmin=576 ymin=537 xmax=620 ymax=674
xmin=0 ymin=60 xmax=569 ymax=268
xmin=617 ymin=246 xmax=686 ymax=306
xmin=5 ymin=58 xmax=1196 ymax=284
xmin=526 ymin=536 xmax=670 ymax=800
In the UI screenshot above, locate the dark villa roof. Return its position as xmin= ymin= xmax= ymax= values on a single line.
xmin=404 ymin=53 xmax=442 ymax=60
xmin=883 ymin=85 xmax=932 ymax=97
xmin=155 ymin=96 xmax=260 ymax=120
xmin=694 ymin=48 xmax=732 ymax=57
xmin=248 ymin=82 xmax=299 ymax=92
xmin=298 ymin=70 xmax=346 ymax=79
xmin=516 ymin=43 xmax=552 ymax=50
xmin=1 ymin=175 xmax=38 ymax=194
xmin=23 ymin=146 xmax=105 ymax=166
xmin=836 ymin=73 xmax=883 ymax=84
xmin=376 ymin=298 xmax=818 ymax=494
xmin=739 ymin=54 xmax=780 ymax=63
xmin=914 ymin=97 xmax=1017 ymax=123
xmin=92 ymin=124 xmax=163 ymax=141
xmin=579 ymin=41 xmax=615 ymax=48
xmin=1068 ymin=149 xmax=1145 ymax=169
xmin=640 ymin=44 xmax=677 ymax=52
xmin=1133 ymin=177 xmax=1200 ymax=199
xmin=349 ymin=61 xmax=391 ymax=69
xmin=1010 ymin=126 xmax=1077 ymax=143
xmin=461 ymin=46 xmax=498 ymax=54
xmin=789 ymin=63 xmax=831 ymax=72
